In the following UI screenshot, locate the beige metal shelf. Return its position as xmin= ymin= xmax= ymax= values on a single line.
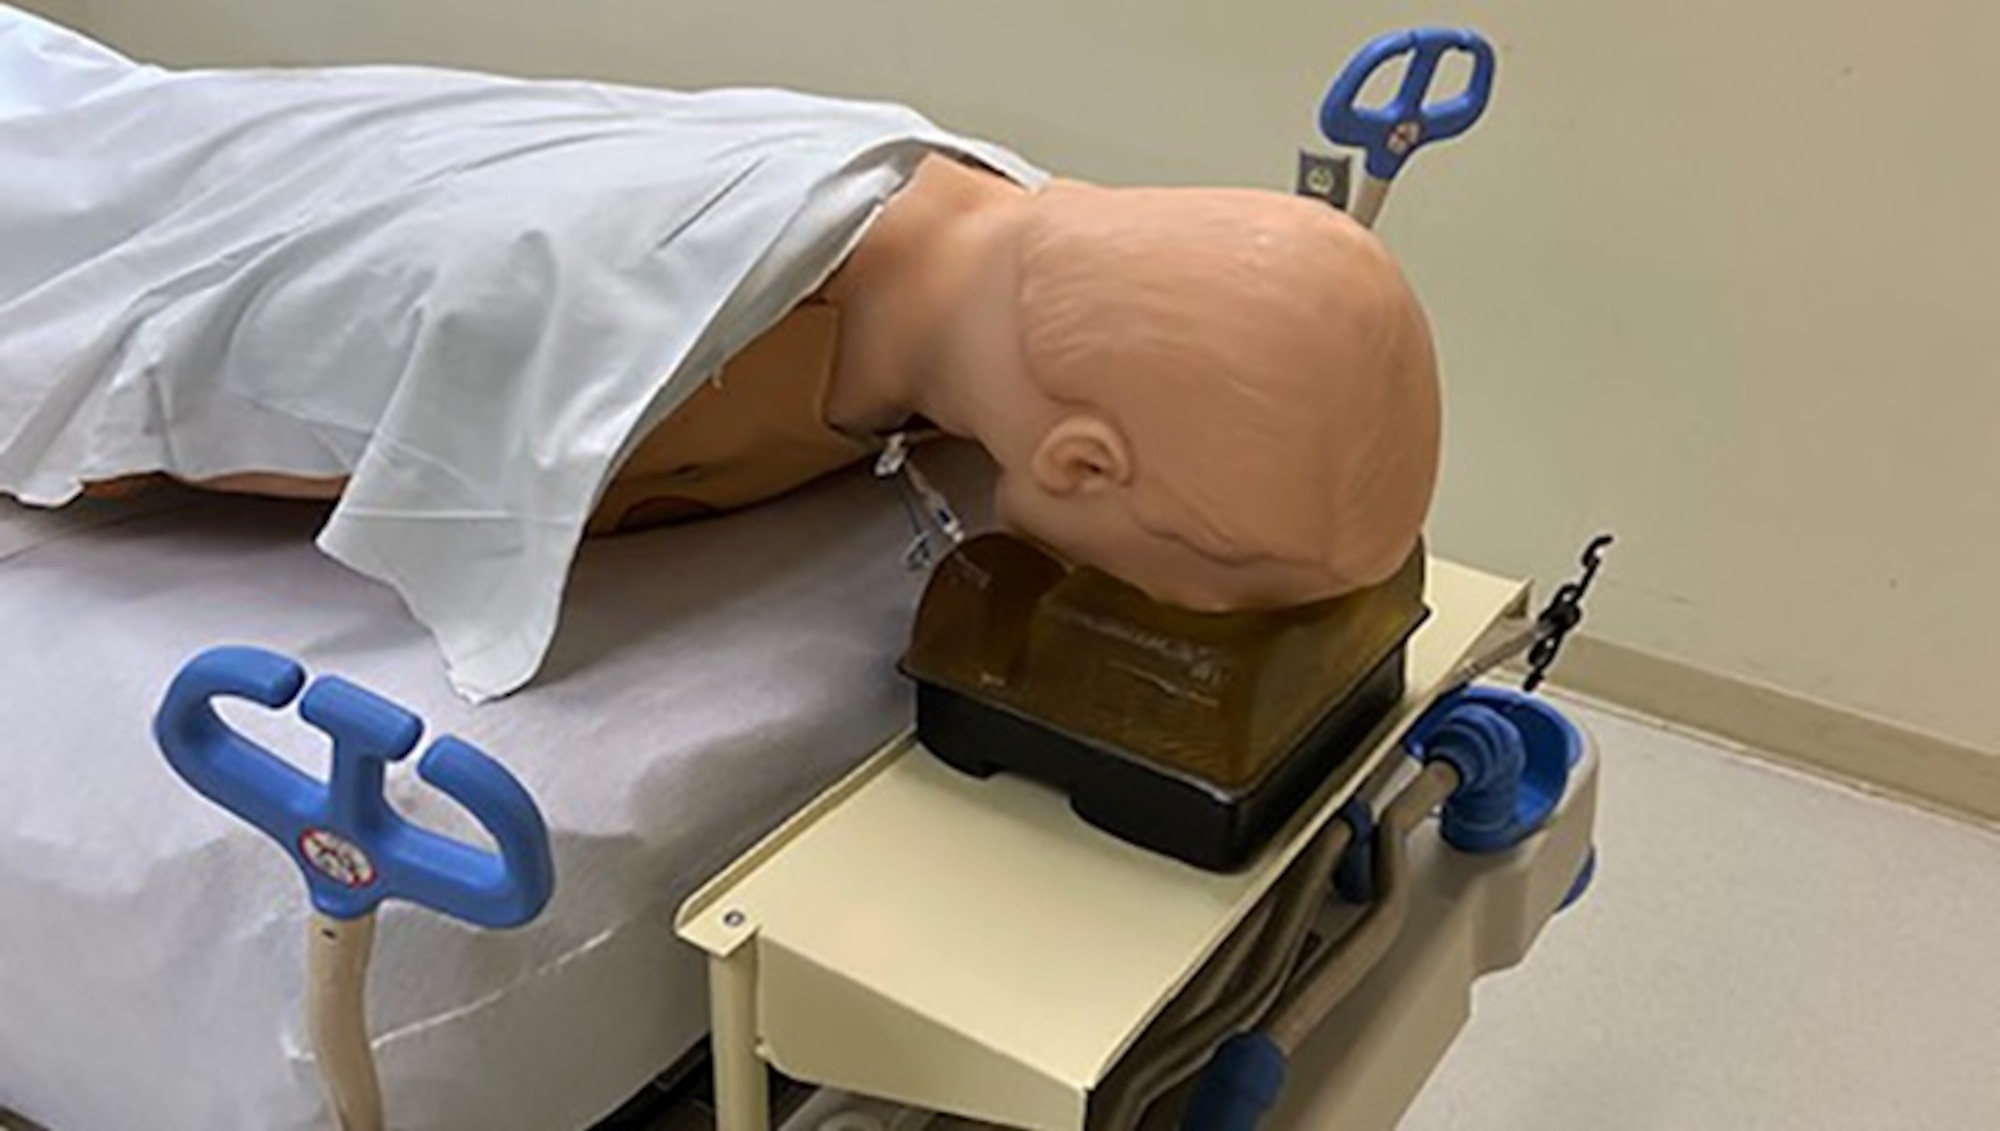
xmin=676 ymin=558 xmax=1531 ymax=1131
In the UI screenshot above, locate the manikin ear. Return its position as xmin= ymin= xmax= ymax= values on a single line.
xmin=1030 ymin=416 xmax=1132 ymax=497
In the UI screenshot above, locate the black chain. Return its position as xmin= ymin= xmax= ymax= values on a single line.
xmin=1523 ymin=533 xmax=1615 ymax=693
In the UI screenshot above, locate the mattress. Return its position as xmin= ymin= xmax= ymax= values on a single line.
xmin=0 ymin=442 xmax=994 ymax=1131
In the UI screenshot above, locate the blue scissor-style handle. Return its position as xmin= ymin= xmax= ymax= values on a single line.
xmin=1320 ymin=27 xmax=1496 ymax=180
xmin=154 ymin=646 xmax=555 ymax=928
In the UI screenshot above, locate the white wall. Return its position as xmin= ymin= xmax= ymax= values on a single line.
xmin=16 ymin=0 xmax=92 ymax=32
xmin=70 ymin=1 xmax=2000 ymax=756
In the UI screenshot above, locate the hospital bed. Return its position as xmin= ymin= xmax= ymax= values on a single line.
xmin=0 ymin=443 xmax=1010 ymax=1131
xmin=0 ymin=436 xmax=1599 ymax=1131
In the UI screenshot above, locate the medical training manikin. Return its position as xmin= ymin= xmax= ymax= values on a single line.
xmin=0 ymin=7 xmax=1440 ymax=702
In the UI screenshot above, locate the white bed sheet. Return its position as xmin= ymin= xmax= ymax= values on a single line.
xmin=0 ymin=5 xmax=1043 ymax=705
xmin=0 ymin=443 xmax=994 ymax=1131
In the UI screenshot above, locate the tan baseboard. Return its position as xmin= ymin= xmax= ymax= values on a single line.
xmin=1537 ymin=634 xmax=2000 ymax=832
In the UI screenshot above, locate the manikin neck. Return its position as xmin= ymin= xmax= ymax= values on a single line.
xmin=819 ymin=155 xmax=1032 ymax=442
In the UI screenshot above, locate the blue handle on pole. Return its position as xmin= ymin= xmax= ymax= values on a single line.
xmin=154 ymin=645 xmax=555 ymax=928
xmin=1319 ymin=27 xmax=1497 ymax=180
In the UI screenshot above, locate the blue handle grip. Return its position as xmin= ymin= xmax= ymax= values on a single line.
xmin=1320 ymin=27 xmax=1497 ymax=180
xmin=154 ymin=646 xmax=555 ymax=928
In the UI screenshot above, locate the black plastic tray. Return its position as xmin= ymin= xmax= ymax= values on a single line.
xmin=912 ymin=643 xmax=1409 ymax=873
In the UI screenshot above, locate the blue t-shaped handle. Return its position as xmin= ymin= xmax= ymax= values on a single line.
xmin=154 ymin=646 xmax=555 ymax=928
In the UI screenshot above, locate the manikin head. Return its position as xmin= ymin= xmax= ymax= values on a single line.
xmin=939 ymin=179 xmax=1442 ymax=613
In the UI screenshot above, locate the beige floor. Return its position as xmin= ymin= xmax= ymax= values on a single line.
xmin=1367 ymin=695 xmax=2000 ymax=1131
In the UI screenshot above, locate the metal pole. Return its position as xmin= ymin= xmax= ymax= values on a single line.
xmin=308 ymin=911 xmax=384 ymax=1131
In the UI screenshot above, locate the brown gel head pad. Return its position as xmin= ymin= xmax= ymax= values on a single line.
xmin=901 ymin=532 xmax=1430 ymax=792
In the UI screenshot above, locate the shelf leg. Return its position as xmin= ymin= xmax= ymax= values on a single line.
xmin=710 ymin=945 xmax=770 ymax=1131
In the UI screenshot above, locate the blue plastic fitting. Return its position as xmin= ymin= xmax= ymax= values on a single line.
xmin=1332 ymin=796 xmax=1378 ymax=904
xmin=1183 ymin=1032 xmax=1288 ymax=1131
xmin=1560 ymin=846 xmax=1599 ymax=913
xmin=1403 ymin=687 xmax=1582 ymax=854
